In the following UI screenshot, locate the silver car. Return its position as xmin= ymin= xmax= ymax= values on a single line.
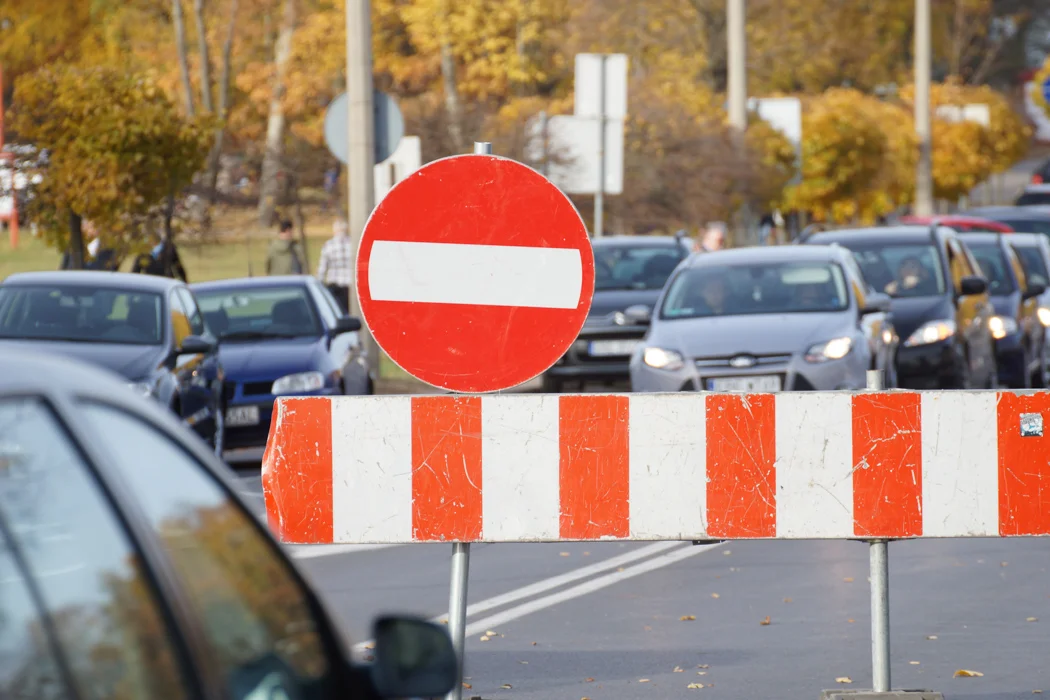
xmin=629 ymin=245 xmax=899 ymax=392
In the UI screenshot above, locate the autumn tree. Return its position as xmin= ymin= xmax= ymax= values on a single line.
xmin=11 ymin=66 xmax=212 ymax=268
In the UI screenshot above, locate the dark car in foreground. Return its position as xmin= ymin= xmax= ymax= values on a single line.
xmin=630 ymin=245 xmax=898 ymax=393
xmin=801 ymin=226 xmax=997 ymax=389
xmin=0 ymin=347 xmax=457 ymax=700
xmin=956 ymin=232 xmax=1047 ymax=388
xmin=192 ymin=275 xmax=372 ymax=463
xmin=544 ymin=234 xmax=691 ymax=391
xmin=0 ymin=271 xmax=225 ymax=452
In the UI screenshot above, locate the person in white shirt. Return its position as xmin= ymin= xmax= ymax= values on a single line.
xmin=316 ymin=219 xmax=354 ymax=313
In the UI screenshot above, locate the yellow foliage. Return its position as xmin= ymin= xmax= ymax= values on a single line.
xmin=745 ymin=116 xmax=797 ymax=210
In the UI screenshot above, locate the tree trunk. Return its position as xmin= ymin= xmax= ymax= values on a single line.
xmin=206 ymin=0 xmax=239 ymax=204
xmin=256 ymin=0 xmax=296 ymax=226
xmin=439 ymin=0 xmax=464 ymax=152
xmin=68 ymin=212 xmax=85 ymax=270
xmin=162 ymin=194 xmax=176 ymax=276
xmin=172 ymin=0 xmax=196 ymax=116
xmin=192 ymin=0 xmax=214 ymax=113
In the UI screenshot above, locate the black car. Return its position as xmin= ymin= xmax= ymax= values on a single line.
xmin=967 ymin=206 xmax=1050 ymax=236
xmin=191 ymin=275 xmax=372 ymax=463
xmin=543 ymin=234 xmax=691 ymax=391
xmin=0 ymin=271 xmax=225 ymax=453
xmin=1005 ymin=233 xmax=1050 ymax=383
xmin=0 ymin=347 xmax=457 ymax=700
xmin=956 ymin=232 xmax=1047 ymax=388
xmin=801 ymin=226 xmax=997 ymax=389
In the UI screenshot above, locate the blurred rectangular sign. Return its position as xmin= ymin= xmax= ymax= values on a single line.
xmin=525 ymin=114 xmax=624 ymax=195
xmin=574 ymin=54 xmax=628 ymax=120
xmin=374 ymin=136 xmax=422 ymax=203
xmin=935 ymin=103 xmax=991 ymax=127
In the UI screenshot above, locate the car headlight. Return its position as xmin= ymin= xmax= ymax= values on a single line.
xmin=127 ymin=381 xmax=155 ymax=399
xmin=804 ymin=337 xmax=853 ymax=363
xmin=1038 ymin=307 xmax=1050 ymax=327
xmin=642 ymin=347 xmax=685 ymax=371
xmin=271 ymin=371 xmax=326 ymax=395
xmin=903 ymin=319 xmax=956 ymax=347
xmin=989 ymin=315 xmax=1018 ymax=340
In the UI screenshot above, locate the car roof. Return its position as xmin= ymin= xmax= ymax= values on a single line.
xmin=191 ymin=275 xmax=310 ymax=291
xmin=805 ymin=225 xmax=947 ymax=246
xmin=2 ymin=270 xmax=183 ymax=293
xmin=685 ymin=244 xmax=845 ymax=268
xmin=1005 ymin=233 xmax=1044 ymax=247
xmin=591 ymin=235 xmax=686 ymax=247
xmin=899 ymin=215 xmax=1007 ymax=227
xmin=969 ymin=206 xmax=1050 ymax=218
xmin=954 ymin=232 xmax=1003 ymax=246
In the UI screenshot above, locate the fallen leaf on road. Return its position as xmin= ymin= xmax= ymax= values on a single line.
xmin=847 ymin=619 xmax=855 ymax=624
xmin=730 ymin=567 xmax=739 ymax=572
xmin=559 ymin=552 xmax=570 ymax=557
xmin=462 ymin=683 xmax=472 ymax=689
xmin=1033 ymin=690 xmax=1043 ymax=694
xmin=783 ymin=597 xmax=793 ymax=603
xmin=480 ymin=636 xmax=490 ymax=642
xmin=926 ymin=635 xmax=938 ymax=640
xmin=674 ymin=666 xmax=684 ymax=673
xmin=760 ymin=616 xmax=771 ymax=626
xmin=638 ymin=678 xmax=650 ymax=683
xmin=954 ymin=669 xmax=984 ymax=678
xmin=486 ymin=630 xmax=498 ymax=636
xmin=836 ymin=677 xmax=852 ymax=684
xmin=697 ymin=671 xmax=707 ymax=676
xmin=501 ymin=683 xmax=513 ymax=689
xmin=585 ymin=678 xmax=594 ymax=683
xmin=698 ymin=664 xmax=710 ymax=669
xmin=531 ymin=642 xmax=537 ymax=646
xmin=910 ymin=661 xmax=920 ymax=665
xmin=1001 ymin=561 xmax=1009 ymax=567
xmin=680 ymin=615 xmax=696 ymax=621
xmin=583 ymin=551 xmax=590 ymax=556
xmin=582 ymin=697 xmax=590 ymax=700
xmin=723 ymin=550 xmax=731 ymax=555
xmin=617 ymin=567 xmax=625 ymax=572
xmin=688 ymin=683 xmax=705 ymax=689
xmin=843 ymin=577 xmax=854 ymax=583
xmin=1028 ymin=617 xmax=1039 ymax=622
xmin=711 ymin=593 xmax=720 ymax=599
xmin=644 ymin=625 xmax=653 ymax=631
xmin=519 ymin=661 xmax=528 ymax=665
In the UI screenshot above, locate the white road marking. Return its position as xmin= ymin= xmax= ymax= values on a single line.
xmin=367 ymin=240 xmax=584 ymax=308
xmin=350 ymin=540 xmax=721 ymax=652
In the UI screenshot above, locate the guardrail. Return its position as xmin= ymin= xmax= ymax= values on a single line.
xmin=261 ymin=372 xmax=1050 ymax=700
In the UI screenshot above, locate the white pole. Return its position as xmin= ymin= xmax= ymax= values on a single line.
xmin=594 ymin=54 xmax=606 ymax=238
xmin=727 ymin=0 xmax=749 ymax=246
xmin=914 ymin=0 xmax=934 ymax=217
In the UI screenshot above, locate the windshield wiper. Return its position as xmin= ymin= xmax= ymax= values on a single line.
xmin=220 ymin=330 xmax=306 ymax=340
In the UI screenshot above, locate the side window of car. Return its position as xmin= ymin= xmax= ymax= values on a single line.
xmin=945 ymin=240 xmax=968 ymax=293
xmin=308 ymin=281 xmax=339 ymax=328
xmin=1006 ymin=246 xmax=1028 ymax=291
xmin=842 ymin=255 xmax=869 ymax=308
xmin=177 ymin=288 xmax=208 ymax=337
xmin=0 ymin=398 xmax=191 ymax=699
xmin=78 ymin=401 xmax=340 ymax=700
xmin=169 ymin=290 xmax=191 ymax=348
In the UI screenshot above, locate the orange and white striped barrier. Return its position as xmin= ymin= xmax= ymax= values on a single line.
xmin=262 ymin=390 xmax=1050 ymax=545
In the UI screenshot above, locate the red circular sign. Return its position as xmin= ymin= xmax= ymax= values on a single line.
xmin=357 ymin=154 xmax=594 ymax=393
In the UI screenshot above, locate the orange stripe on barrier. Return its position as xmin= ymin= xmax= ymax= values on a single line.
xmin=411 ymin=396 xmax=483 ymax=541
xmin=261 ymin=397 xmax=333 ymax=543
xmin=852 ymin=392 xmax=922 ymax=538
xmin=706 ymin=394 xmax=776 ymax=538
xmin=559 ymin=395 xmax=630 ymax=539
xmin=996 ymin=392 xmax=1050 ymax=536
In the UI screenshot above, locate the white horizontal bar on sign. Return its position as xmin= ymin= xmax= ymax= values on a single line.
xmin=367 ymin=240 xmax=583 ymax=309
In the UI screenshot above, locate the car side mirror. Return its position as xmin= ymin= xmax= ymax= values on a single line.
xmin=368 ymin=616 xmax=458 ymax=699
xmin=178 ymin=335 xmax=216 ymax=355
xmin=861 ymin=292 xmax=891 ymax=315
xmin=959 ymin=275 xmax=987 ymax=296
xmin=330 ymin=316 xmax=362 ymax=336
xmin=624 ymin=304 xmax=652 ymax=326
xmin=1023 ymin=282 xmax=1047 ymax=300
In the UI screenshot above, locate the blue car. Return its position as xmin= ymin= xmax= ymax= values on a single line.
xmin=191 ymin=275 xmax=374 ymax=463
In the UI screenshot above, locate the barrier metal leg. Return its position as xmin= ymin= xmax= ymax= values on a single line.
xmin=870 ymin=539 xmax=890 ymax=692
xmin=446 ymin=542 xmax=471 ymax=700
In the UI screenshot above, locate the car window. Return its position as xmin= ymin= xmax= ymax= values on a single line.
xmin=0 ymin=398 xmax=190 ymax=700
xmin=169 ymin=290 xmax=192 ymax=348
xmin=1012 ymin=244 xmax=1050 ymax=287
xmin=661 ymin=261 xmax=849 ymax=319
xmin=946 ymin=239 xmax=976 ymax=294
xmin=0 ymin=285 xmax=164 ymax=345
xmin=0 ymin=524 xmax=75 ymax=699
xmin=79 ymin=401 xmax=338 ymax=700
xmin=307 ymin=281 xmax=339 ymax=328
xmin=996 ymin=219 xmax=1050 ymax=236
xmin=195 ymin=286 xmax=323 ymax=339
xmin=843 ymin=243 xmax=946 ymax=298
xmin=594 ymin=243 xmax=686 ymax=291
xmin=966 ymin=242 xmax=1017 ymax=295
xmin=840 ymin=254 xmax=870 ymax=307
xmin=1015 ymin=191 xmax=1050 ymax=206
xmin=1007 ymin=247 xmax=1029 ymax=292
xmin=177 ymin=288 xmax=208 ymax=337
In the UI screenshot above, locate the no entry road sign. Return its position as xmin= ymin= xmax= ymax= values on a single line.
xmin=356 ymin=153 xmax=594 ymax=393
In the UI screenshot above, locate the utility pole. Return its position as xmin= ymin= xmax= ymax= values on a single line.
xmin=594 ymin=54 xmax=606 ymax=238
xmin=913 ymin=0 xmax=934 ymax=217
xmin=726 ymin=0 xmax=750 ymax=246
xmin=346 ymin=0 xmax=381 ymax=380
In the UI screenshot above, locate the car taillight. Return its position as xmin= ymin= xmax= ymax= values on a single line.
xmin=1034 ymin=174 xmax=1044 ymax=184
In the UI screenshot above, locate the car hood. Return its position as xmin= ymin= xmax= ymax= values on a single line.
xmin=651 ymin=312 xmax=850 ymax=358
xmin=219 ymin=337 xmax=325 ymax=379
xmin=588 ymin=289 xmax=663 ymax=318
xmin=0 ymin=339 xmax=165 ymax=380
xmin=888 ymin=296 xmax=953 ymax=339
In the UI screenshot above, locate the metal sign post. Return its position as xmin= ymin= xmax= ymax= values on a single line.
xmin=866 ymin=368 xmax=891 ymax=693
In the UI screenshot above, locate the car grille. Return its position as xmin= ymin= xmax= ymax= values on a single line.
xmin=694 ymin=353 xmax=793 ymax=369
xmin=243 ymin=381 xmax=273 ymax=396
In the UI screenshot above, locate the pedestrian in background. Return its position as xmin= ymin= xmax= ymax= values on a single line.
xmin=316 ymin=218 xmax=354 ymax=313
xmin=265 ymin=219 xmax=305 ymax=276
xmin=694 ymin=221 xmax=727 ymax=253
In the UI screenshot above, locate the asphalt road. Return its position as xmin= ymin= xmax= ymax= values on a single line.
xmin=233 ymin=469 xmax=1050 ymax=700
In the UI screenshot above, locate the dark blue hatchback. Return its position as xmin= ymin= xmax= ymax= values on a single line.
xmin=191 ymin=275 xmax=373 ymax=463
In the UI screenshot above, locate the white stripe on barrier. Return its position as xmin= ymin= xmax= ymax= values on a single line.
xmin=367 ymin=240 xmax=584 ymax=308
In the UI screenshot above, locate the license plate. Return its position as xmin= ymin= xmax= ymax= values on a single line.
xmin=226 ymin=405 xmax=260 ymax=427
xmin=588 ymin=339 xmax=640 ymax=357
xmin=706 ymin=375 xmax=782 ymax=392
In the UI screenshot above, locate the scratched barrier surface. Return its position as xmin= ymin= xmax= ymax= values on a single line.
xmin=261 ymin=392 xmax=1050 ymax=545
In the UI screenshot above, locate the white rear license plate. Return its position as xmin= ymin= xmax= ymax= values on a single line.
xmin=226 ymin=405 xmax=260 ymax=426
xmin=588 ymin=340 xmax=640 ymax=357
xmin=707 ymin=375 xmax=782 ymax=392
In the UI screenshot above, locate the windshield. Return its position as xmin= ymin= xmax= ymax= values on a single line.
xmin=966 ymin=242 xmax=1016 ymax=295
xmin=195 ymin=286 xmax=322 ymax=339
xmin=594 ymin=243 xmax=686 ymax=291
xmin=842 ymin=243 xmax=946 ymax=298
xmin=0 ymin=285 xmax=164 ymax=345
xmin=660 ymin=261 xmax=849 ymax=320
xmin=1013 ymin=245 xmax=1049 ymax=286
xmin=997 ymin=219 xmax=1050 ymax=236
